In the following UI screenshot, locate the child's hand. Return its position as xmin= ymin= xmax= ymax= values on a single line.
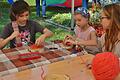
xmin=9 ymin=31 xmax=19 ymax=40
xmin=63 ymin=35 xmax=75 ymax=44
xmin=35 ymin=35 xmax=45 ymax=46
xmin=64 ymin=39 xmax=75 ymax=46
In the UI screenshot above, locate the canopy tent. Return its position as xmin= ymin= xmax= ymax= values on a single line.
xmin=58 ymin=0 xmax=82 ymax=8
xmin=41 ymin=0 xmax=83 ymax=17
xmin=46 ymin=0 xmax=66 ymax=6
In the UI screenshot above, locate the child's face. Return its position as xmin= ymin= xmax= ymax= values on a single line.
xmin=100 ymin=12 xmax=111 ymax=30
xmin=16 ymin=11 xmax=29 ymax=25
xmin=74 ymin=14 xmax=88 ymax=28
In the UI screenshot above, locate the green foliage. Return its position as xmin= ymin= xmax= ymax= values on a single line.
xmin=89 ymin=10 xmax=101 ymax=25
xmin=51 ymin=13 xmax=71 ymax=26
xmin=89 ymin=7 xmax=101 ymax=26
xmin=25 ymin=0 xmax=36 ymax=6
xmin=36 ymin=18 xmax=74 ymax=41
xmin=48 ymin=28 xmax=72 ymax=40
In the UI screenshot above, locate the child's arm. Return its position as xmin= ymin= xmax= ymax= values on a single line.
xmin=35 ymin=28 xmax=53 ymax=46
xmin=76 ymin=31 xmax=97 ymax=46
xmin=42 ymin=28 xmax=53 ymax=38
xmin=0 ymin=38 xmax=10 ymax=49
xmin=0 ymin=31 xmax=19 ymax=49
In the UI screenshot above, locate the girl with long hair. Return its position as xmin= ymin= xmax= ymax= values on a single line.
xmin=100 ymin=3 xmax=120 ymax=57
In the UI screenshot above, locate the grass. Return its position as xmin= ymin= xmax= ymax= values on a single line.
xmin=36 ymin=20 xmax=73 ymax=41
xmin=0 ymin=8 xmax=10 ymax=32
xmin=0 ymin=2 xmax=73 ymax=43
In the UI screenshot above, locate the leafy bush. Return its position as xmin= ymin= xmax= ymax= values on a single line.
xmin=89 ymin=6 xmax=104 ymax=37
xmin=51 ymin=13 xmax=71 ymax=26
xmin=89 ymin=9 xmax=101 ymax=26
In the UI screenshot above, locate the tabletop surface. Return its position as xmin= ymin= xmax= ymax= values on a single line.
xmin=0 ymin=43 xmax=87 ymax=77
xmin=0 ymin=54 xmax=95 ymax=80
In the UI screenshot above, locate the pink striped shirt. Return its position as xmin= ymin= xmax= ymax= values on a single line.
xmin=74 ymin=26 xmax=95 ymax=40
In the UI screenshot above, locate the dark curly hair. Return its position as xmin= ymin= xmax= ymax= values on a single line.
xmin=10 ymin=0 xmax=30 ymax=21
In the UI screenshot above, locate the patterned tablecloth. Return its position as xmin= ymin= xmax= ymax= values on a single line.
xmin=0 ymin=54 xmax=95 ymax=80
xmin=0 ymin=43 xmax=86 ymax=77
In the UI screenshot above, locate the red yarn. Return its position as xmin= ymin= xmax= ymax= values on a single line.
xmin=92 ymin=52 xmax=120 ymax=80
xmin=41 ymin=65 xmax=45 ymax=80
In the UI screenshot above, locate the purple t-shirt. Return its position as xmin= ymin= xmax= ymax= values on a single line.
xmin=0 ymin=20 xmax=44 ymax=48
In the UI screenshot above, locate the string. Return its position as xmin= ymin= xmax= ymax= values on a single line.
xmin=79 ymin=56 xmax=86 ymax=64
xmin=40 ymin=65 xmax=45 ymax=80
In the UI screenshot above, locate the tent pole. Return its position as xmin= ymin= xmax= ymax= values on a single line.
xmin=71 ymin=0 xmax=74 ymax=30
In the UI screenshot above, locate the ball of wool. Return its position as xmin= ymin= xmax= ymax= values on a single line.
xmin=92 ymin=52 xmax=120 ymax=80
